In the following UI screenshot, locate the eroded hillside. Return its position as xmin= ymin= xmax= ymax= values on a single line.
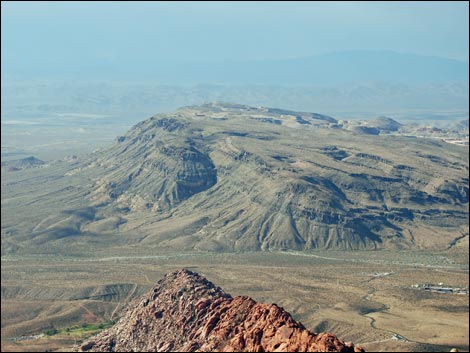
xmin=1 ymin=103 xmax=468 ymax=254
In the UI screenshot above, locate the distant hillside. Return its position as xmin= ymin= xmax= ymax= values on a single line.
xmin=1 ymin=156 xmax=44 ymax=172
xmin=364 ymin=117 xmax=403 ymax=132
xmin=450 ymin=119 xmax=469 ymax=132
xmin=2 ymin=103 xmax=468 ymax=254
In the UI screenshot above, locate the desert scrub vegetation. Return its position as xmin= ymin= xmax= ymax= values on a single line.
xmin=44 ymin=320 xmax=116 ymax=337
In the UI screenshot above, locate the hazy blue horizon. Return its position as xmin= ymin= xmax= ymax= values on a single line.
xmin=1 ymin=1 xmax=468 ymax=117
xmin=2 ymin=1 xmax=469 ymax=82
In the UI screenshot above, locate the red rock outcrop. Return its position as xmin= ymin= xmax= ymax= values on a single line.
xmin=77 ymin=269 xmax=364 ymax=352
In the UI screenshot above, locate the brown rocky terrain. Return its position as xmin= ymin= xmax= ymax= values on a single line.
xmin=77 ymin=269 xmax=364 ymax=352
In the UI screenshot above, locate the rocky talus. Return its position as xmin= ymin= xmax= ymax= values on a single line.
xmin=77 ymin=269 xmax=363 ymax=352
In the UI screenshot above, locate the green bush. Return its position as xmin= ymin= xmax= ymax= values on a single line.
xmin=45 ymin=328 xmax=59 ymax=336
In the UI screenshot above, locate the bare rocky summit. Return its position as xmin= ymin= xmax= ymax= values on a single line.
xmin=77 ymin=269 xmax=364 ymax=352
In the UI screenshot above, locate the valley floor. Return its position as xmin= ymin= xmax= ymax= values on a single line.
xmin=1 ymin=250 xmax=468 ymax=352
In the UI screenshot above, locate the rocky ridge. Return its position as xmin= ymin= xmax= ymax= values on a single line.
xmin=77 ymin=269 xmax=364 ymax=352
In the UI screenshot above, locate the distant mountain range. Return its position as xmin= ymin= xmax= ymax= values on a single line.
xmin=2 ymin=80 xmax=469 ymax=121
xmin=153 ymin=50 xmax=469 ymax=85
xmin=4 ymin=50 xmax=468 ymax=85
xmin=3 ymin=51 xmax=468 ymax=121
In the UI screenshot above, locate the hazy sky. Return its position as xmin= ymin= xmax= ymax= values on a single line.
xmin=2 ymin=1 xmax=469 ymax=76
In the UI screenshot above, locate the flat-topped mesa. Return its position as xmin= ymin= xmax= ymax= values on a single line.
xmin=78 ymin=103 xmax=469 ymax=253
xmin=180 ymin=102 xmax=338 ymax=123
xmin=77 ymin=269 xmax=364 ymax=352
